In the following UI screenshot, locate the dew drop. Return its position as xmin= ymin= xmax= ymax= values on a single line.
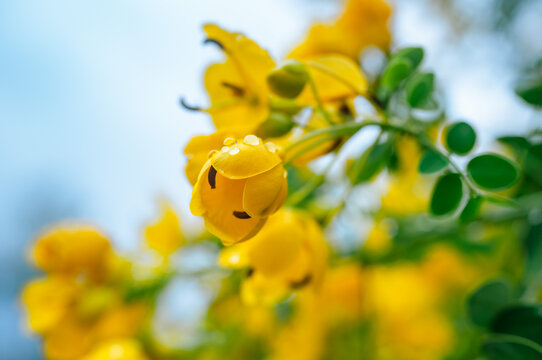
xmin=221 ymin=146 xmax=230 ymax=153
xmin=264 ymin=142 xmax=277 ymax=153
xmin=229 ymin=147 xmax=240 ymax=155
xmin=208 ymin=150 xmax=218 ymax=158
xmin=223 ymin=137 xmax=236 ymax=146
xmin=243 ymin=134 xmax=260 ymax=146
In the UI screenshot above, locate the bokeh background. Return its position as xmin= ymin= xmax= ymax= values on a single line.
xmin=1 ymin=0 xmax=541 ymax=358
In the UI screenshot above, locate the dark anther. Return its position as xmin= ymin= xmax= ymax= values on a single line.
xmin=203 ymin=38 xmax=224 ymax=50
xmin=208 ymin=166 xmax=217 ymax=189
xmin=179 ymin=97 xmax=202 ymax=111
xmin=339 ymin=103 xmax=351 ymax=116
xmin=246 ymin=268 xmax=254 ymax=277
xmin=290 ymin=274 xmax=312 ymax=289
xmin=233 ymin=211 xmax=251 ymax=219
xmin=221 ymin=82 xmax=245 ymax=97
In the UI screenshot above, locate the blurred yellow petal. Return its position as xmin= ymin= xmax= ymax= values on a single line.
xmin=218 ymin=245 xmax=251 ymax=269
xmin=243 ymin=164 xmax=288 ymax=218
xmin=21 ymin=276 xmax=78 ymax=334
xmin=32 ymin=226 xmax=111 ymax=275
xmin=82 ymin=339 xmax=148 ymax=360
xmin=289 ymin=0 xmax=392 ymax=61
xmin=247 ymin=212 xmax=304 ymax=277
xmin=145 ymin=202 xmax=184 ymax=257
xmin=44 ymin=315 xmax=93 ymax=360
xmin=93 ymin=304 xmax=147 ymax=340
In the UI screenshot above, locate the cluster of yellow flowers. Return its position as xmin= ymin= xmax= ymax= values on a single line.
xmin=21 ymin=1 xmax=508 ymax=359
xmin=22 ymin=204 xmax=185 ymax=360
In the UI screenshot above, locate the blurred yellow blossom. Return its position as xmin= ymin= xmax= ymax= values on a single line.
xmin=145 ymin=202 xmax=184 ymax=257
xmin=219 ymin=209 xmax=328 ymax=305
xmin=190 ymin=135 xmax=287 ymax=245
xmin=203 ymin=24 xmax=275 ymax=133
xmin=289 ymin=0 xmax=392 ymax=61
xmin=32 ymin=226 xmax=111 ymax=276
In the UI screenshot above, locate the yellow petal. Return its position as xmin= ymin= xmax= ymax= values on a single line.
xmin=243 ymin=164 xmax=287 ymax=218
xmin=82 ymin=339 xmax=148 ymax=360
xmin=211 ymin=140 xmax=282 ymax=179
xmin=288 ymin=0 xmax=392 ymax=60
xmin=241 ymin=272 xmax=289 ymax=306
xmin=33 ymin=226 xmax=111 ymax=275
xmin=247 ymin=211 xmax=304 ymax=277
xmin=93 ymin=304 xmax=147 ymax=340
xmin=145 ymin=202 xmax=184 ymax=256
xmin=44 ymin=314 xmax=93 ymax=360
xmin=203 ymin=24 xmax=276 ymax=95
xmin=303 ymin=54 xmax=368 ymax=102
xmin=193 ymin=163 xmax=266 ymax=245
xmin=218 ymin=244 xmax=251 ymax=269
xmin=21 ymin=276 xmax=78 ymax=334
xmin=184 ymin=131 xmax=237 ymax=185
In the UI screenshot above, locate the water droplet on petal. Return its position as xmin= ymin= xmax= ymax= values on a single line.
xmin=243 ymin=134 xmax=260 ymax=146
xmin=208 ymin=150 xmax=218 ymax=158
xmin=264 ymin=142 xmax=277 ymax=153
xmin=221 ymin=146 xmax=230 ymax=153
xmin=223 ymin=137 xmax=236 ymax=146
xmin=229 ymin=147 xmax=240 ymax=155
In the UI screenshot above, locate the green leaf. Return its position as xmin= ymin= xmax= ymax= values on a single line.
xmin=348 ymin=139 xmax=394 ymax=185
xmin=393 ymin=47 xmax=424 ymax=69
xmin=524 ymin=223 xmax=542 ymax=283
xmin=467 ymin=154 xmax=520 ymax=190
xmin=525 ymin=143 xmax=542 ymax=183
xmin=430 ymin=173 xmax=463 ymax=216
xmin=445 ymin=121 xmax=476 ymax=155
xmin=483 ymin=335 xmax=542 ymax=360
xmin=460 ymin=195 xmax=483 ymax=222
xmin=467 ymin=279 xmax=512 ymax=327
xmin=418 ymin=149 xmax=448 ymax=174
xmin=491 ymin=305 xmax=542 ymax=346
xmin=516 ymin=83 xmax=542 ymax=107
xmin=380 ymin=58 xmax=413 ymax=90
xmin=405 ymin=72 xmax=435 ymax=108
xmin=498 ymin=136 xmax=531 ymax=155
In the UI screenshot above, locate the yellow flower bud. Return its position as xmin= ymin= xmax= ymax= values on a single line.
xmin=190 ymin=135 xmax=287 ymax=245
xmin=267 ymin=60 xmax=308 ymax=99
xmin=256 ymin=111 xmax=295 ymax=138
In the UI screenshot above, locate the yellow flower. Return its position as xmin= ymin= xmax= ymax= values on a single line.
xmin=184 ymin=130 xmax=239 ymax=186
xmin=81 ymin=339 xmax=148 ymax=360
xmin=203 ymin=24 xmax=276 ymax=133
xmin=320 ymin=264 xmax=364 ymax=324
xmin=145 ymin=202 xmax=184 ymax=257
xmin=366 ymin=264 xmax=454 ymax=360
xmin=21 ymin=276 xmax=79 ymax=334
xmin=298 ymin=54 xmax=368 ymax=103
xmin=364 ymin=219 xmax=393 ymax=255
xmin=190 ymin=135 xmax=287 ymax=245
xmin=32 ymin=225 xmax=111 ymax=276
xmin=380 ymin=136 xmax=428 ymax=216
xmin=289 ymin=0 xmax=392 ymax=61
xmin=219 ymin=209 xmax=328 ymax=305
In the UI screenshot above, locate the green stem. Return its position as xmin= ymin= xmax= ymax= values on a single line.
xmin=306 ymin=71 xmax=335 ymax=125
